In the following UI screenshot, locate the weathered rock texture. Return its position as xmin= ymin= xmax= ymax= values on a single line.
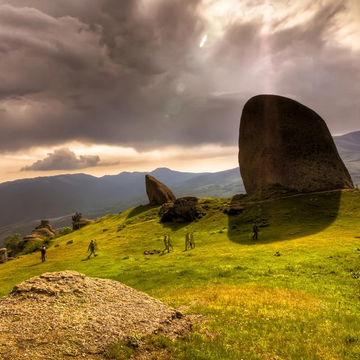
xmin=23 ymin=220 xmax=56 ymax=241
xmin=146 ymin=174 xmax=176 ymax=205
xmin=0 ymin=248 xmax=7 ymax=263
xmin=239 ymin=95 xmax=354 ymax=193
xmin=0 ymin=271 xmax=191 ymax=359
xmin=160 ymin=197 xmax=205 ymax=223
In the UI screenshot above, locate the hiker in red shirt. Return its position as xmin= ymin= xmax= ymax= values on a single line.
xmin=40 ymin=246 xmax=46 ymax=262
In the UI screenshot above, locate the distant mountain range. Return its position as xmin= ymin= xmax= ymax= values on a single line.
xmin=0 ymin=130 xmax=358 ymax=244
xmin=334 ymin=131 xmax=360 ymax=185
xmin=0 ymin=167 xmax=244 ymax=244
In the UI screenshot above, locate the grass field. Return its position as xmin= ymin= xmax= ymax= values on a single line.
xmin=1 ymin=189 xmax=360 ymax=359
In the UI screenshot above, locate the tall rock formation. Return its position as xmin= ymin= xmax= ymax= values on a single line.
xmin=23 ymin=220 xmax=56 ymax=241
xmin=145 ymin=175 xmax=176 ymax=205
xmin=239 ymin=95 xmax=354 ymax=193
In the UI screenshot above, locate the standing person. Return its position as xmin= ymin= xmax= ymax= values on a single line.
xmin=87 ymin=239 xmax=96 ymax=259
xmin=185 ymin=232 xmax=195 ymax=251
xmin=185 ymin=233 xmax=190 ymax=251
xmin=252 ymin=222 xmax=259 ymax=240
xmin=189 ymin=232 xmax=195 ymax=249
xmin=40 ymin=245 xmax=46 ymax=262
xmin=162 ymin=234 xmax=173 ymax=254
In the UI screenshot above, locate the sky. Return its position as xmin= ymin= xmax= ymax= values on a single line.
xmin=0 ymin=0 xmax=359 ymax=183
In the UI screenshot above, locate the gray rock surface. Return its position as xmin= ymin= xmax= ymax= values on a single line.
xmin=239 ymin=95 xmax=354 ymax=193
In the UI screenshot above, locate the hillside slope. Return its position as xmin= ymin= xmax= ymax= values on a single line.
xmin=0 ymin=168 xmax=215 ymax=243
xmin=1 ymin=190 xmax=360 ymax=358
xmin=334 ymin=131 xmax=360 ymax=185
xmin=1 ymin=129 xmax=359 ymax=243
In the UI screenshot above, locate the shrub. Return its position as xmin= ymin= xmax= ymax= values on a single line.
xmin=4 ymin=234 xmax=22 ymax=256
xmin=59 ymin=227 xmax=73 ymax=236
xmin=22 ymin=239 xmax=43 ymax=255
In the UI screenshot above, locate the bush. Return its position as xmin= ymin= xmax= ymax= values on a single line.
xmin=59 ymin=227 xmax=73 ymax=236
xmin=22 ymin=239 xmax=43 ymax=255
xmin=4 ymin=234 xmax=22 ymax=256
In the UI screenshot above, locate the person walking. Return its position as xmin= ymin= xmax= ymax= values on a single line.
xmin=87 ymin=239 xmax=96 ymax=259
xmin=252 ymin=222 xmax=259 ymax=240
xmin=40 ymin=246 xmax=46 ymax=262
xmin=162 ymin=234 xmax=173 ymax=254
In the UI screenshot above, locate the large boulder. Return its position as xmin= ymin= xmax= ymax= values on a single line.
xmin=239 ymin=95 xmax=354 ymax=193
xmin=160 ymin=197 xmax=205 ymax=223
xmin=146 ymin=175 xmax=176 ymax=205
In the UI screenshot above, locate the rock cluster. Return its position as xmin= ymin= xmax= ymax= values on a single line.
xmin=160 ymin=197 xmax=205 ymax=223
xmin=0 ymin=271 xmax=191 ymax=359
xmin=23 ymin=220 xmax=56 ymax=241
xmin=72 ymin=212 xmax=93 ymax=231
xmin=146 ymin=175 xmax=176 ymax=205
xmin=0 ymin=248 xmax=7 ymax=263
xmin=239 ymin=95 xmax=354 ymax=193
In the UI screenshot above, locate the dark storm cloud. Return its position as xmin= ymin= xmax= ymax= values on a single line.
xmin=21 ymin=148 xmax=118 ymax=171
xmin=0 ymin=0 xmax=359 ymax=154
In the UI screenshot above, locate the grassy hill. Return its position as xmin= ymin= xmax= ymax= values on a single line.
xmin=1 ymin=190 xmax=360 ymax=359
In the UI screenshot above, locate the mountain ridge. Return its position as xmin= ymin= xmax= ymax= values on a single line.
xmin=0 ymin=131 xmax=359 ymax=243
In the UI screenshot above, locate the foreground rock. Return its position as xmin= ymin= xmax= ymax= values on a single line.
xmin=146 ymin=175 xmax=176 ymax=205
xmin=0 ymin=271 xmax=191 ymax=359
xmin=160 ymin=197 xmax=205 ymax=222
xmin=239 ymin=95 xmax=354 ymax=193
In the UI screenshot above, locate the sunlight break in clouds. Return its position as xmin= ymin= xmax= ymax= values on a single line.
xmin=0 ymin=0 xmax=359 ymax=183
xmin=200 ymin=34 xmax=208 ymax=47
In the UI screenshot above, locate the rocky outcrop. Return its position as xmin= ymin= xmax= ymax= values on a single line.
xmin=146 ymin=175 xmax=176 ymax=205
xmin=160 ymin=197 xmax=205 ymax=223
xmin=226 ymin=202 xmax=245 ymax=215
xmin=239 ymin=95 xmax=354 ymax=193
xmin=23 ymin=220 xmax=56 ymax=241
xmin=0 ymin=271 xmax=191 ymax=359
xmin=0 ymin=248 xmax=7 ymax=263
xmin=35 ymin=220 xmax=55 ymax=234
xmin=72 ymin=212 xmax=93 ymax=231
xmin=72 ymin=218 xmax=93 ymax=231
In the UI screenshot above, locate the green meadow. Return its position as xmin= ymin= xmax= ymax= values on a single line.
xmin=1 ymin=189 xmax=360 ymax=359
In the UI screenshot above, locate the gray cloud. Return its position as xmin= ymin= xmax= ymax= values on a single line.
xmin=21 ymin=148 xmax=118 ymax=171
xmin=0 ymin=0 xmax=359 ymax=154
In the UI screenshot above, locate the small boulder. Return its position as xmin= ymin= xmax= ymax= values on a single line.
xmin=227 ymin=203 xmax=245 ymax=215
xmin=0 ymin=248 xmax=8 ymax=263
xmin=146 ymin=175 xmax=176 ymax=205
xmin=160 ymin=197 xmax=205 ymax=223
